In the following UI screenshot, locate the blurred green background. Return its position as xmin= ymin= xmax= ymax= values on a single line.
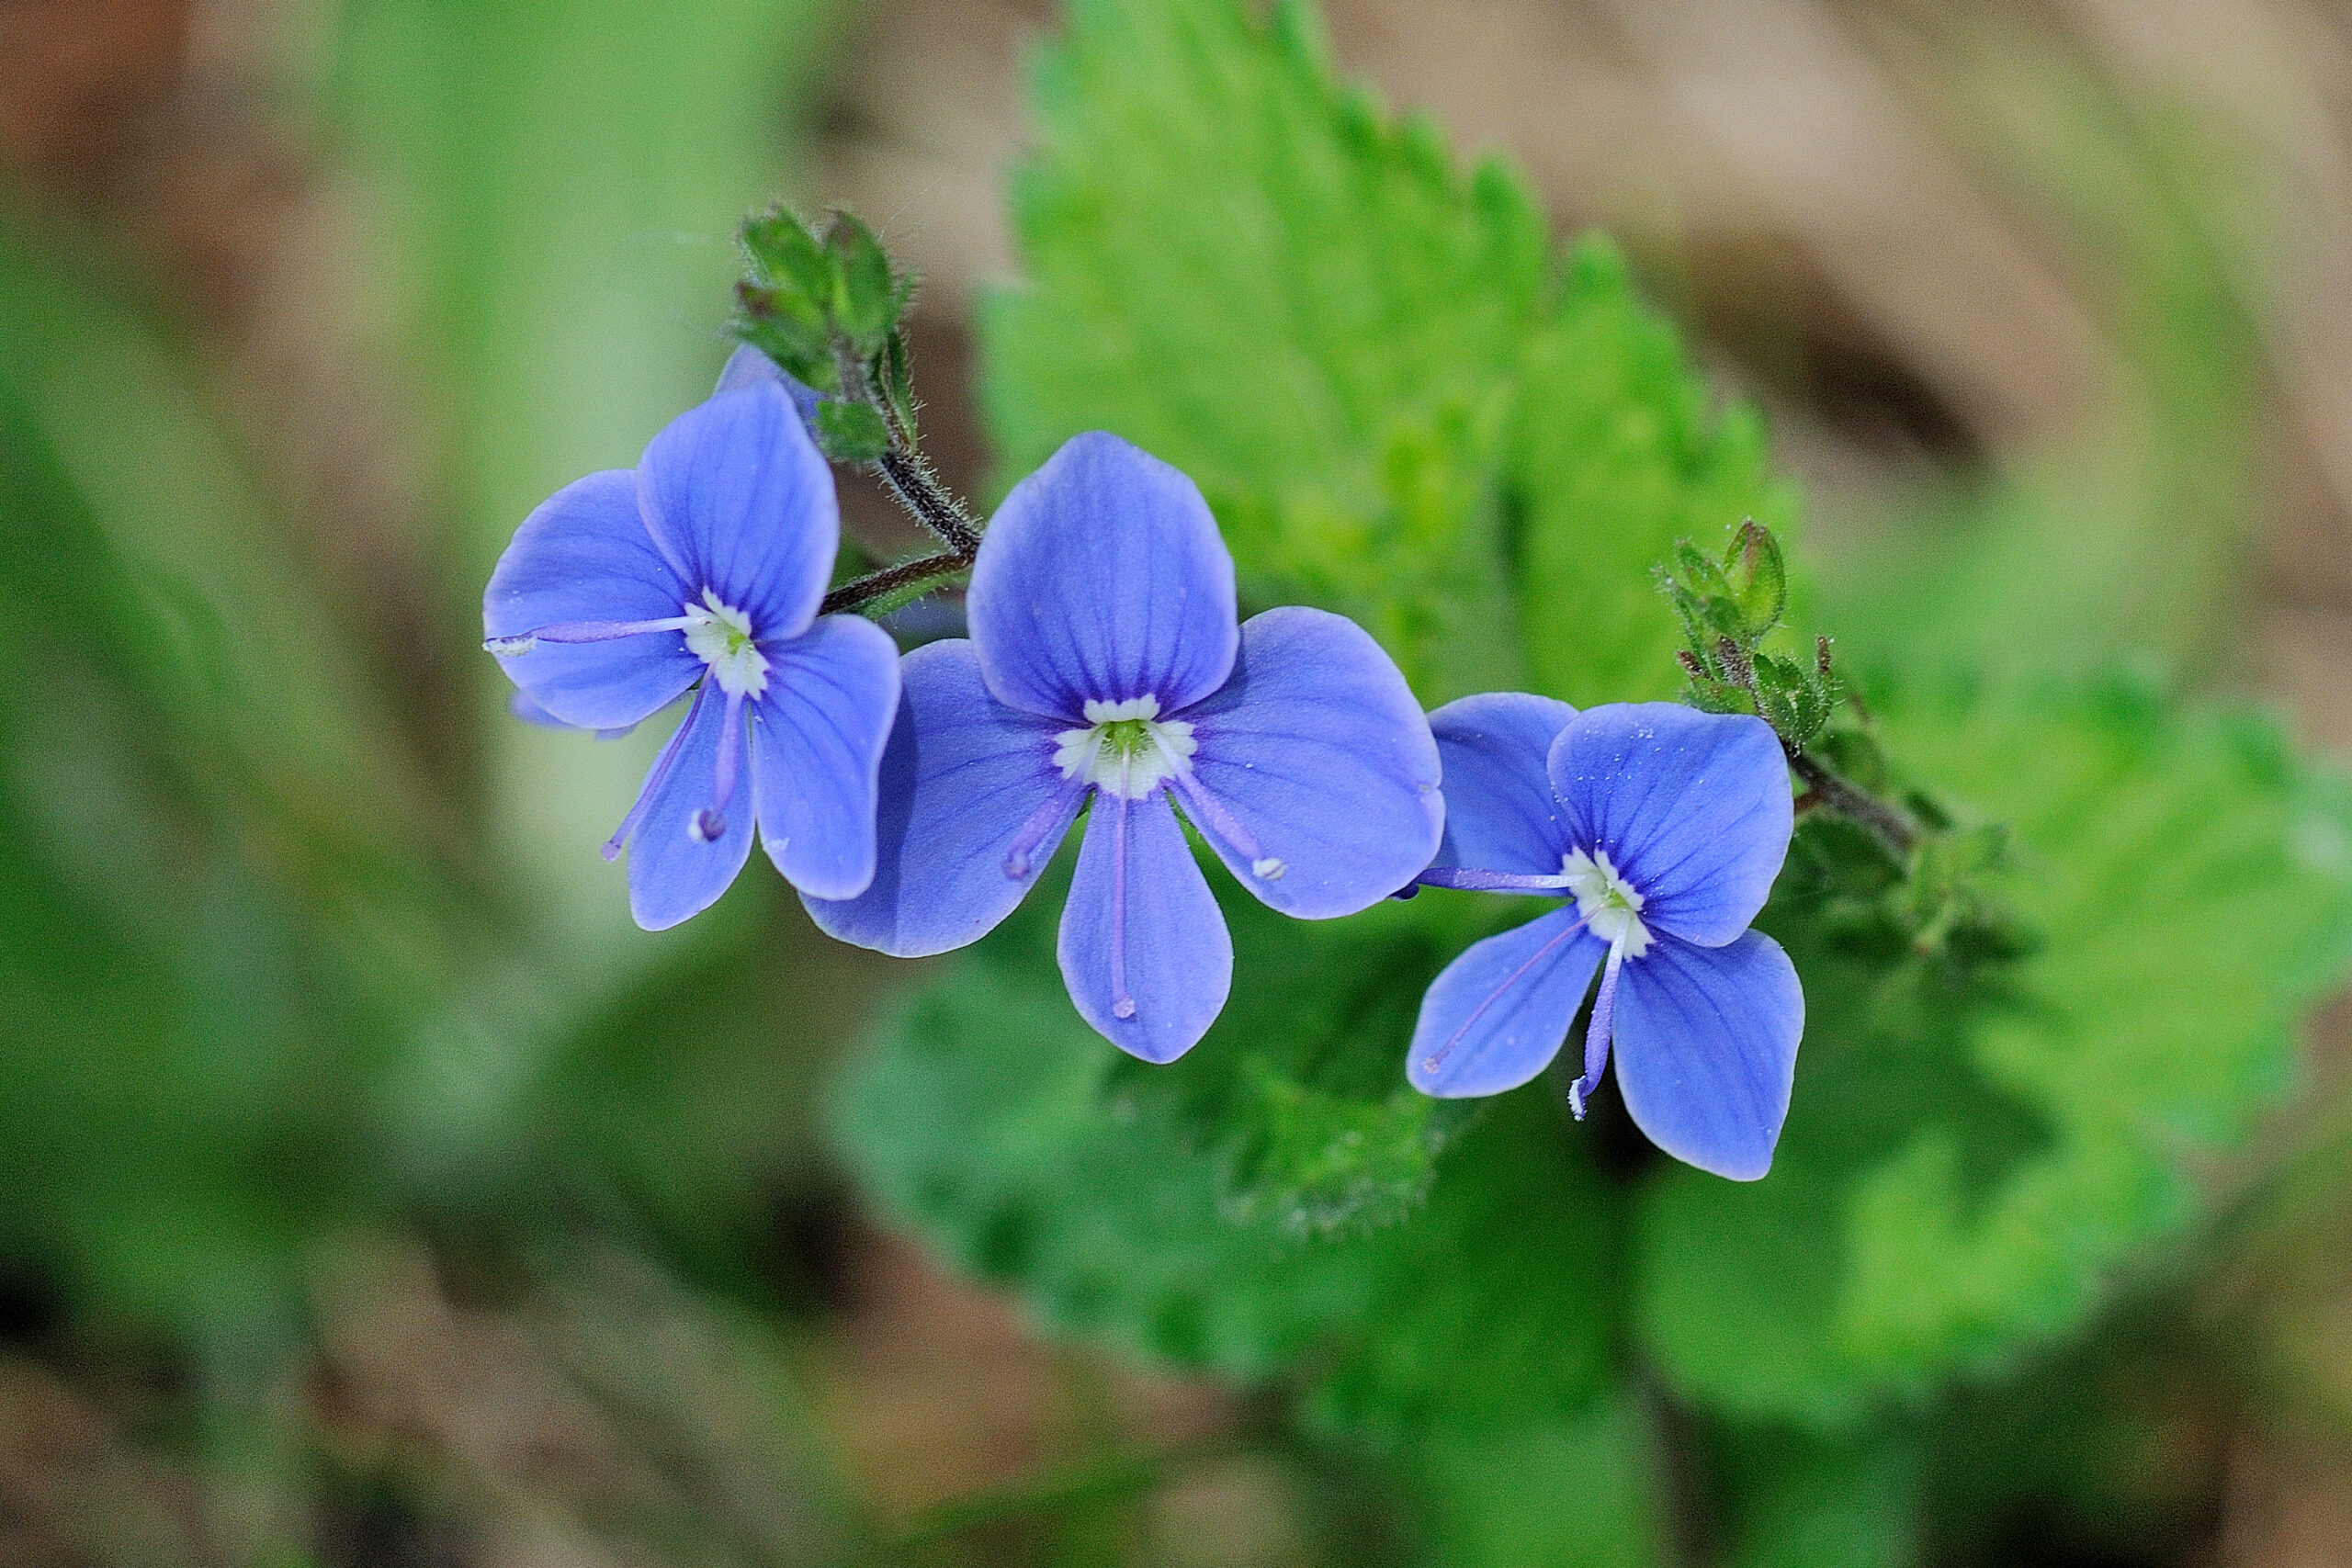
xmin=10 ymin=0 xmax=2352 ymax=1563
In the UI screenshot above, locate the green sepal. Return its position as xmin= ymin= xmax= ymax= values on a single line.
xmin=741 ymin=206 xmax=836 ymax=306
xmin=1729 ymin=517 xmax=1789 ymax=640
xmin=825 ymin=212 xmax=899 ymax=348
xmin=814 ymin=400 xmax=889 ymax=463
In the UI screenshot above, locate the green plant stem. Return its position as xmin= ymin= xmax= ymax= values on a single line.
xmin=819 ymin=334 xmax=983 ymax=603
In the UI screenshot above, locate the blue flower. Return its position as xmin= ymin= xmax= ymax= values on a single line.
xmin=806 ymin=431 xmax=1444 ymax=1063
xmin=1407 ymin=696 xmax=1803 ymax=1179
xmin=483 ymin=378 xmax=900 ymax=930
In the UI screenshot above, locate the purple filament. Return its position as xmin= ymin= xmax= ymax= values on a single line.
xmin=1110 ymin=792 xmax=1136 ymax=1020
xmin=1416 ymin=866 xmax=1573 ymax=895
xmin=1568 ymin=943 xmax=1626 ymax=1121
xmin=603 ymin=683 xmax=707 ymax=861
xmin=1419 ymin=910 xmax=1589 ymax=1076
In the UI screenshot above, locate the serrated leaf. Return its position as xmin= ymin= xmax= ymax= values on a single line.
xmin=1635 ymin=674 xmax=2352 ymax=1425
xmin=831 ymin=851 xmax=1620 ymax=1435
xmin=1509 ymin=248 xmax=1800 ymax=703
xmin=981 ymin=0 xmax=1784 ymax=707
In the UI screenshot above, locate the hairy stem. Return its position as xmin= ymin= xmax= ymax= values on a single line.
xmin=873 ymin=447 xmax=981 ymax=554
xmin=807 ymin=333 xmax=984 ymax=607
xmin=831 ymin=337 xmax=982 ymax=554
xmin=1710 ymin=635 xmax=1918 ymax=858
xmin=820 ymin=548 xmax=972 ymax=615
xmin=1786 ymin=747 xmax=1917 ymax=858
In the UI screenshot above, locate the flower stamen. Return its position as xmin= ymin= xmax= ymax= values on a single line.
xmin=681 ymin=589 xmax=771 ymax=698
xmin=1003 ymin=778 xmax=1088 ymax=879
xmin=1560 ymin=848 xmax=1651 ymax=958
xmin=1419 ymin=911 xmax=1590 ymax=1077
xmin=1054 ymin=695 xmax=1195 ymax=800
xmin=1568 ymin=942 xmax=1627 ymax=1120
xmin=689 ymin=688 xmax=748 ymax=842
xmin=485 ymin=615 xmax=696 ymax=655
xmin=1169 ymin=773 xmax=1285 ymax=882
xmin=604 ymin=683 xmax=707 ymax=861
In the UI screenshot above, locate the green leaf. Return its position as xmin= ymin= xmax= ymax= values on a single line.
xmin=880 ymin=329 xmax=918 ymax=440
xmin=832 ymin=856 xmax=1621 ymax=1437
xmin=1397 ymin=1396 xmax=1670 ymax=1568
xmin=1509 ymin=248 xmax=1799 ymax=704
xmin=1636 ymin=673 xmax=2352 ymax=1425
xmin=980 ymin=0 xmax=1785 ymax=705
xmin=1729 ymin=519 xmax=1790 ymax=641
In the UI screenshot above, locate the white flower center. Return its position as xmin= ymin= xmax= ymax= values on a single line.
xmin=1053 ymin=695 xmax=1197 ymax=800
xmin=1562 ymin=847 xmax=1652 ymax=958
xmin=681 ymin=589 xmax=770 ymax=698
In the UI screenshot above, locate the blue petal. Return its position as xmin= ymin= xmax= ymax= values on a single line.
xmin=967 ymin=432 xmax=1238 ymax=720
xmin=484 ymin=470 xmax=700 ymax=730
xmin=1611 ymin=931 xmax=1803 ymax=1180
xmin=749 ymin=615 xmax=902 ymax=901
xmin=509 ymin=691 xmax=638 ymax=740
xmin=1179 ymin=607 xmax=1442 ymax=918
xmin=1547 ymin=703 xmax=1792 ymax=946
xmin=1057 ymin=789 xmax=1233 ymax=1064
xmin=509 ymin=691 xmax=569 ymax=728
xmin=1425 ymin=692 xmax=1578 ymax=877
xmin=625 ymin=687 xmax=756 ymax=931
xmin=1406 ymin=906 xmax=1608 ymax=1099
xmin=800 ymin=638 xmax=1078 ymax=955
xmin=637 ymin=380 xmax=837 ymax=640
xmin=713 ymin=344 xmax=824 ymax=432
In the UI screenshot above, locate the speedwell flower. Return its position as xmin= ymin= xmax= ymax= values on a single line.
xmin=483 ymin=378 xmax=899 ymax=930
xmin=806 ymin=431 xmax=1443 ymax=1064
xmin=1407 ymin=696 xmax=1803 ymax=1179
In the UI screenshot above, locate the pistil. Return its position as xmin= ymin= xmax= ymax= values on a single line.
xmin=1110 ymin=792 xmax=1136 ymax=1020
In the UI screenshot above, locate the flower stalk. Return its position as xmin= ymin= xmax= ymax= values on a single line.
xmin=735 ymin=205 xmax=986 ymax=616
xmin=1658 ymin=521 xmax=2035 ymax=967
xmin=1661 ymin=522 xmax=1917 ymax=856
